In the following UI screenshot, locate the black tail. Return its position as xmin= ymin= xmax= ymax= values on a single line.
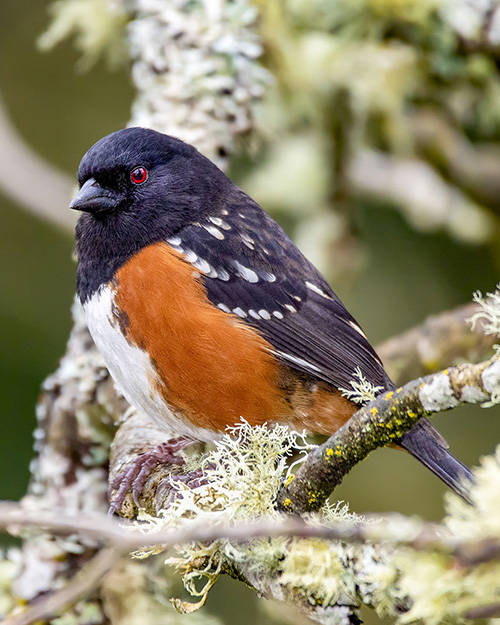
xmin=400 ymin=420 xmax=474 ymax=503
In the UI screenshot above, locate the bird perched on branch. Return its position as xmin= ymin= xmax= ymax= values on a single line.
xmin=71 ymin=127 xmax=472 ymax=512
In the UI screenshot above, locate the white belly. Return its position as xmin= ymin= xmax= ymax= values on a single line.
xmin=83 ymin=286 xmax=218 ymax=442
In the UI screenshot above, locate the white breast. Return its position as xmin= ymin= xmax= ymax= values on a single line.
xmin=83 ymin=286 xmax=218 ymax=442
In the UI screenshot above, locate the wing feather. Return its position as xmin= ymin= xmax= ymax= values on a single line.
xmin=167 ymin=193 xmax=392 ymax=392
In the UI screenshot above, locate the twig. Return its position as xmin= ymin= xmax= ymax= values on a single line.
xmin=278 ymin=357 xmax=500 ymax=514
xmin=5 ymin=548 xmax=117 ymax=625
xmin=2 ymin=500 xmax=500 ymax=567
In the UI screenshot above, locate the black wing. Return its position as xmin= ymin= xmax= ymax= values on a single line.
xmin=167 ymin=190 xmax=392 ymax=392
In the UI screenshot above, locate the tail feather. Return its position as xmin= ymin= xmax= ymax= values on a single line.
xmin=400 ymin=420 xmax=474 ymax=503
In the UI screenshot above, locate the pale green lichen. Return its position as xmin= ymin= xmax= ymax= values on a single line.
xmin=38 ymin=0 xmax=129 ymax=70
xmin=126 ymin=421 xmax=383 ymax=616
xmin=385 ymin=445 xmax=500 ymax=624
xmin=469 ymin=284 xmax=500 ymax=338
xmin=0 ymin=551 xmax=21 ymax=618
xmin=339 ymin=367 xmax=384 ymax=404
xmin=468 ymin=285 xmax=500 ymax=407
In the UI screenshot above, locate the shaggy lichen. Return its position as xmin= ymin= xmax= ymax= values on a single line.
xmin=127 ymin=422 xmax=393 ymax=619
xmin=38 ymin=0 xmax=128 ymax=70
xmin=384 ymin=446 xmax=500 ymax=624
xmin=469 ymin=285 xmax=500 ymax=340
xmin=339 ymin=367 xmax=385 ymax=404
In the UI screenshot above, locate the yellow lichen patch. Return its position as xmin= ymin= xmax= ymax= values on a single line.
xmin=370 ymin=407 xmax=379 ymax=416
xmin=443 ymin=369 xmax=449 ymax=375
xmin=284 ymin=474 xmax=295 ymax=487
xmin=385 ymin=391 xmax=394 ymax=400
xmin=397 ymin=387 xmax=403 ymax=393
xmin=407 ymin=411 xmax=416 ymax=418
xmin=325 ymin=448 xmax=334 ymax=457
xmin=282 ymin=498 xmax=292 ymax=509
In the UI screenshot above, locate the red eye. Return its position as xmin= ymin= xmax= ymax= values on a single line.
xmin=130 ymin=166 xmax=148 ymax=185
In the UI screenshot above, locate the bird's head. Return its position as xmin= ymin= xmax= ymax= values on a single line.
xmin=71 ymin=127 xmax=229 ymax=237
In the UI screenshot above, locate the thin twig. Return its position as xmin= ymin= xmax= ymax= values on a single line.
xmin=2 ymin=500 xmax=500 ymax=567
xmin=5 ymin=548 xmax=117 ymax=625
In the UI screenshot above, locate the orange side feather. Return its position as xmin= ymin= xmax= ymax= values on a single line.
xmin=114 ymin=242 xmax=287 ymax=431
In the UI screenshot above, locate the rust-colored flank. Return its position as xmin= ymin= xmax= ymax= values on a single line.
xmin=114 ymin=242 xmax=286 ymax=431
xmin=114 ymin=242 xmax=357 ymax=435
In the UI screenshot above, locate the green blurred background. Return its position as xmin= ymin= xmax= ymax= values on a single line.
xmin=1 ymin=1 xmax=499 ymax=623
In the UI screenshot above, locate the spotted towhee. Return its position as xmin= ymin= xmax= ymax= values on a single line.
xmin=71 ymin=127 xmax=472 ymax=510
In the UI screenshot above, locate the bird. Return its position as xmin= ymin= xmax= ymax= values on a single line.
xmin=71 ymin=126 xmax=472 ymax=511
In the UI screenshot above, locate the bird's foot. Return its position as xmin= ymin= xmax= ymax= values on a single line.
xmin=156 ymin=466 xmax=209 ymax=507
xmin=108 ymin=436 xmax=194 ymax=515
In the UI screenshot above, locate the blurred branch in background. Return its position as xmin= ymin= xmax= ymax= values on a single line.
xmin=378 ymin=301 xmax=497 ymax=385
xmin=0 ymin=95 xmax=75 ymax=231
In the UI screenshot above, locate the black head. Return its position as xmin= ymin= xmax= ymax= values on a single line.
xmin=72 ymin=127 xmax=229 ymax=222
xmin=73 ymin=127 xmax=232 ymax=301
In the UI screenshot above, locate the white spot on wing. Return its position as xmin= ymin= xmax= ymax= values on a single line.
xmin=216 ymin=268 xmax=230 ymax=281
xmin=284 ymin=304 xmax=297 ymax=313
xmin=260 ymin=271 xmax=276 ymax=282
xmin=193 ymin=257 xmax=212 ymax=274
xmin=217 ymin=303 xmax=231 ymax=313
xmin=305 ymin=281 xmax=332 ymax=299
xmin=167 ymin=236 xmax=182 ymax=246
xmin=240 ymin=233 xmax=255 ymax=250
xmin=233 ymin=260 xmax=259 ymax=283
xmin=348 ymin=320 xmax=367 ymax=339
xmin=273 ymin=311 xmax=284 ymax=319
xmin=233 ymin=307 xmax=247 ymax=318
xmin=258 ymin=309 xmax=271 ymax=320
xmin=248 ymin=309 xmax=261 ymax=319
xmin=275 ymin=350 xmax=322 ymax=374
xmin=183 ymin=249 xmax=198 ymax=263
xmin=204 ymin=225 xmax=225 ymax=240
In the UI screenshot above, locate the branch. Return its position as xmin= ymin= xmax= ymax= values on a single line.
xmin=277 ymin=357 xmax=500 ymax=514
xmin=5 ymin=549 xmax=117 ymax=625
xmin=348 ymin=149 xmax=494 ymax=244
xmin=2 ymin=500 xmax=500 ymax=576
xmin=0 ymin=95 xmax=75 ymax=231
xmin=376 ymin=301 xmax=497 ymax=386
xmin=5 ymin=498 xmax=500 ymax=625
xmin=0 ymin=502 xmax=442 ymax=554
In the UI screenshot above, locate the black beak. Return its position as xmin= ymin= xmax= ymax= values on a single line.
xmin=70 ymin=178 xmax=119 ymax=213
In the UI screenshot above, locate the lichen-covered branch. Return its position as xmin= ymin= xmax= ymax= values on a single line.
xmin=278 ymin=357 xmax=500 ymax=515
xmin=5 ymin=437 xmax=500 ymax=625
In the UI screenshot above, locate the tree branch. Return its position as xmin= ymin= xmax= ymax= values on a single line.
xmin=0 ymin=95 xmax=75 ymax=231
xmin=277 ymin=357 xmax=500 ymax=514
xmin=5 ymin=549 xmax=117 ymax=625
xmin=376 ymin=301 xmax=497 ymax=386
